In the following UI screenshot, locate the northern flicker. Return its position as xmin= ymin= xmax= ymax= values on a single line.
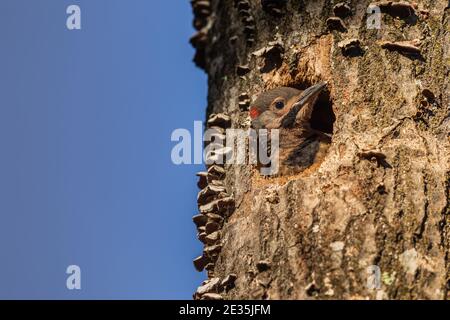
xmin=250 ymin=82 xmax=331 ymax=175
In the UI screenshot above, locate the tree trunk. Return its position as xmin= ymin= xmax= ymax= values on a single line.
xmin=190 ymin=0 xmax=449 ymax=300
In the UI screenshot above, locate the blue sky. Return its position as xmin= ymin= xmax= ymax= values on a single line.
xmin=0 ymin=0 xmax=207 ymax=299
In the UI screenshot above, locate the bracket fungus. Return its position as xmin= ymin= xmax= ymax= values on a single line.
xmin=238 ymin=92 xmax=251 ymax=111
xmin=205 ymin=231 xmax=221 ymax=245
xmin=333 ymin=2 xmax=352 ymax=18
xmin=207 ymin=113 xmax=232 ymax=129
xmin=261 ymin=0 xmax=288 ymax=16
xmin=195 ymin=277 xmax=221 ymax=299
xmin=207 ymin=165 xmax=226 ymax=182
xmin=326 ymin=17 xmax=347 ymax=32
xmin=256 ymin=260 xmax=271 ymax=272
xmin=380 ymin=40 xmax=423 ymax=60
xmin=199 ymin=196 xmax=235 ymax=215
xmin=338 ymin=38 xmax=364 ymax=57
xmin=206 ymin=213 xmax=224 ymax=225
xmin=197 ymin=231 xmax=207 ymax=244
xmin=372 ymin=1 xmax=417 ymax=20
xmin=189 ymin=0 xmax=212 ymax=70
xmin=234 ymin=0 xmax=256 ymax=46
xmin=221 ymin=274 xmax=237 ymax=291
xmin=252 ymin=41 xmax=284 ymax=73
xmin=192 ymin=112 xmax=237 ymax=294
xmin=197 ymin=183 xmax=228 ymax=205
xmin=193 ymin=214 xmax=207 ymax=228
xmin=236 ymin=64 xmax=251 ymax=76
xmin=205 ymin=221 xmax=221 ymax=234
xmin=201 ymin=293 xmax=224 ymax=300
xmin=196 ymin=171 xmax=208 ymax=189
xmin=204 ymin=244 xmax=223 ymax=258
xmin=193 ymin=254 xmax=209 ymax=272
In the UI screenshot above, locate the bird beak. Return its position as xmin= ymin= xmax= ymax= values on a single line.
xmin=280 ymin=82 xmax=327 ymax=128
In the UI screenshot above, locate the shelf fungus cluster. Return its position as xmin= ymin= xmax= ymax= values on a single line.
xmin=252 ymin=40 xmax=284 ymax=73
xmin=326 ymin=2 xmax=353 ymax=33
xmin=234 ymin=0 xmax=256 ymax=46
xmin=380 ymin=39 xmax=423 ymax=59
xmin=261 ymin=0 xmax=288 ymax=16
xmin=192 ymin=113 xmax=237 ymax=299
xmin=193 ymin=274 xmax=238 ymax=300
xmin=236 ymin=64 xmax=251 ymax=77
xmin=338 ymin=38 xmax=364 ymax=57
xmin=333 ymin=2 xmax=352 ymax=18
xmin=238 ymin=92 xmax=251 ymax=111
xmin=372 ymin=1 xmax=417 ymax=20
xmin=190 ymin=0 xmax=212 ymax=70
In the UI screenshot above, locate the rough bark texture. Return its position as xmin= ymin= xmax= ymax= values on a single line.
xmin=191 ymin=0 xmax=449 ymax=299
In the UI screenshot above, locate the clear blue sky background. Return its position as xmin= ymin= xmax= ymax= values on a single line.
xmin=0 ymin=0 xmax=207 ymax=299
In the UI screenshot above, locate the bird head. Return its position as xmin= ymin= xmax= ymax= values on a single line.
xmin=250 ymin=82 xmax=327 ymax=130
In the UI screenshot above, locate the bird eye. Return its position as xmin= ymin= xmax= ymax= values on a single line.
xmin=275 ymin=101 xmax=284 ymax=110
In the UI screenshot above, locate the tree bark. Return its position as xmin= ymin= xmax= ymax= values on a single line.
xmin=190 ymin=0 xmax=449 ymax=299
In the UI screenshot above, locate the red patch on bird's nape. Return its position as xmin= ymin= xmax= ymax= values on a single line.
xmin=249 ymin=106 xmax=260 ymax=119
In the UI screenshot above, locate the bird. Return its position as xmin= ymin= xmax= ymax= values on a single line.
xmin=249 ymin=82 xmax=331 ymax=176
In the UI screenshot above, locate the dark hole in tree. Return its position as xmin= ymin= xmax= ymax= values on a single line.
xmin=310 ymin=90 xmax=335 ymax=134
xmin=291 ymin=82 xmax=335 ymax=135
xmin=258 ymin=81 xmax=336 ymax=175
